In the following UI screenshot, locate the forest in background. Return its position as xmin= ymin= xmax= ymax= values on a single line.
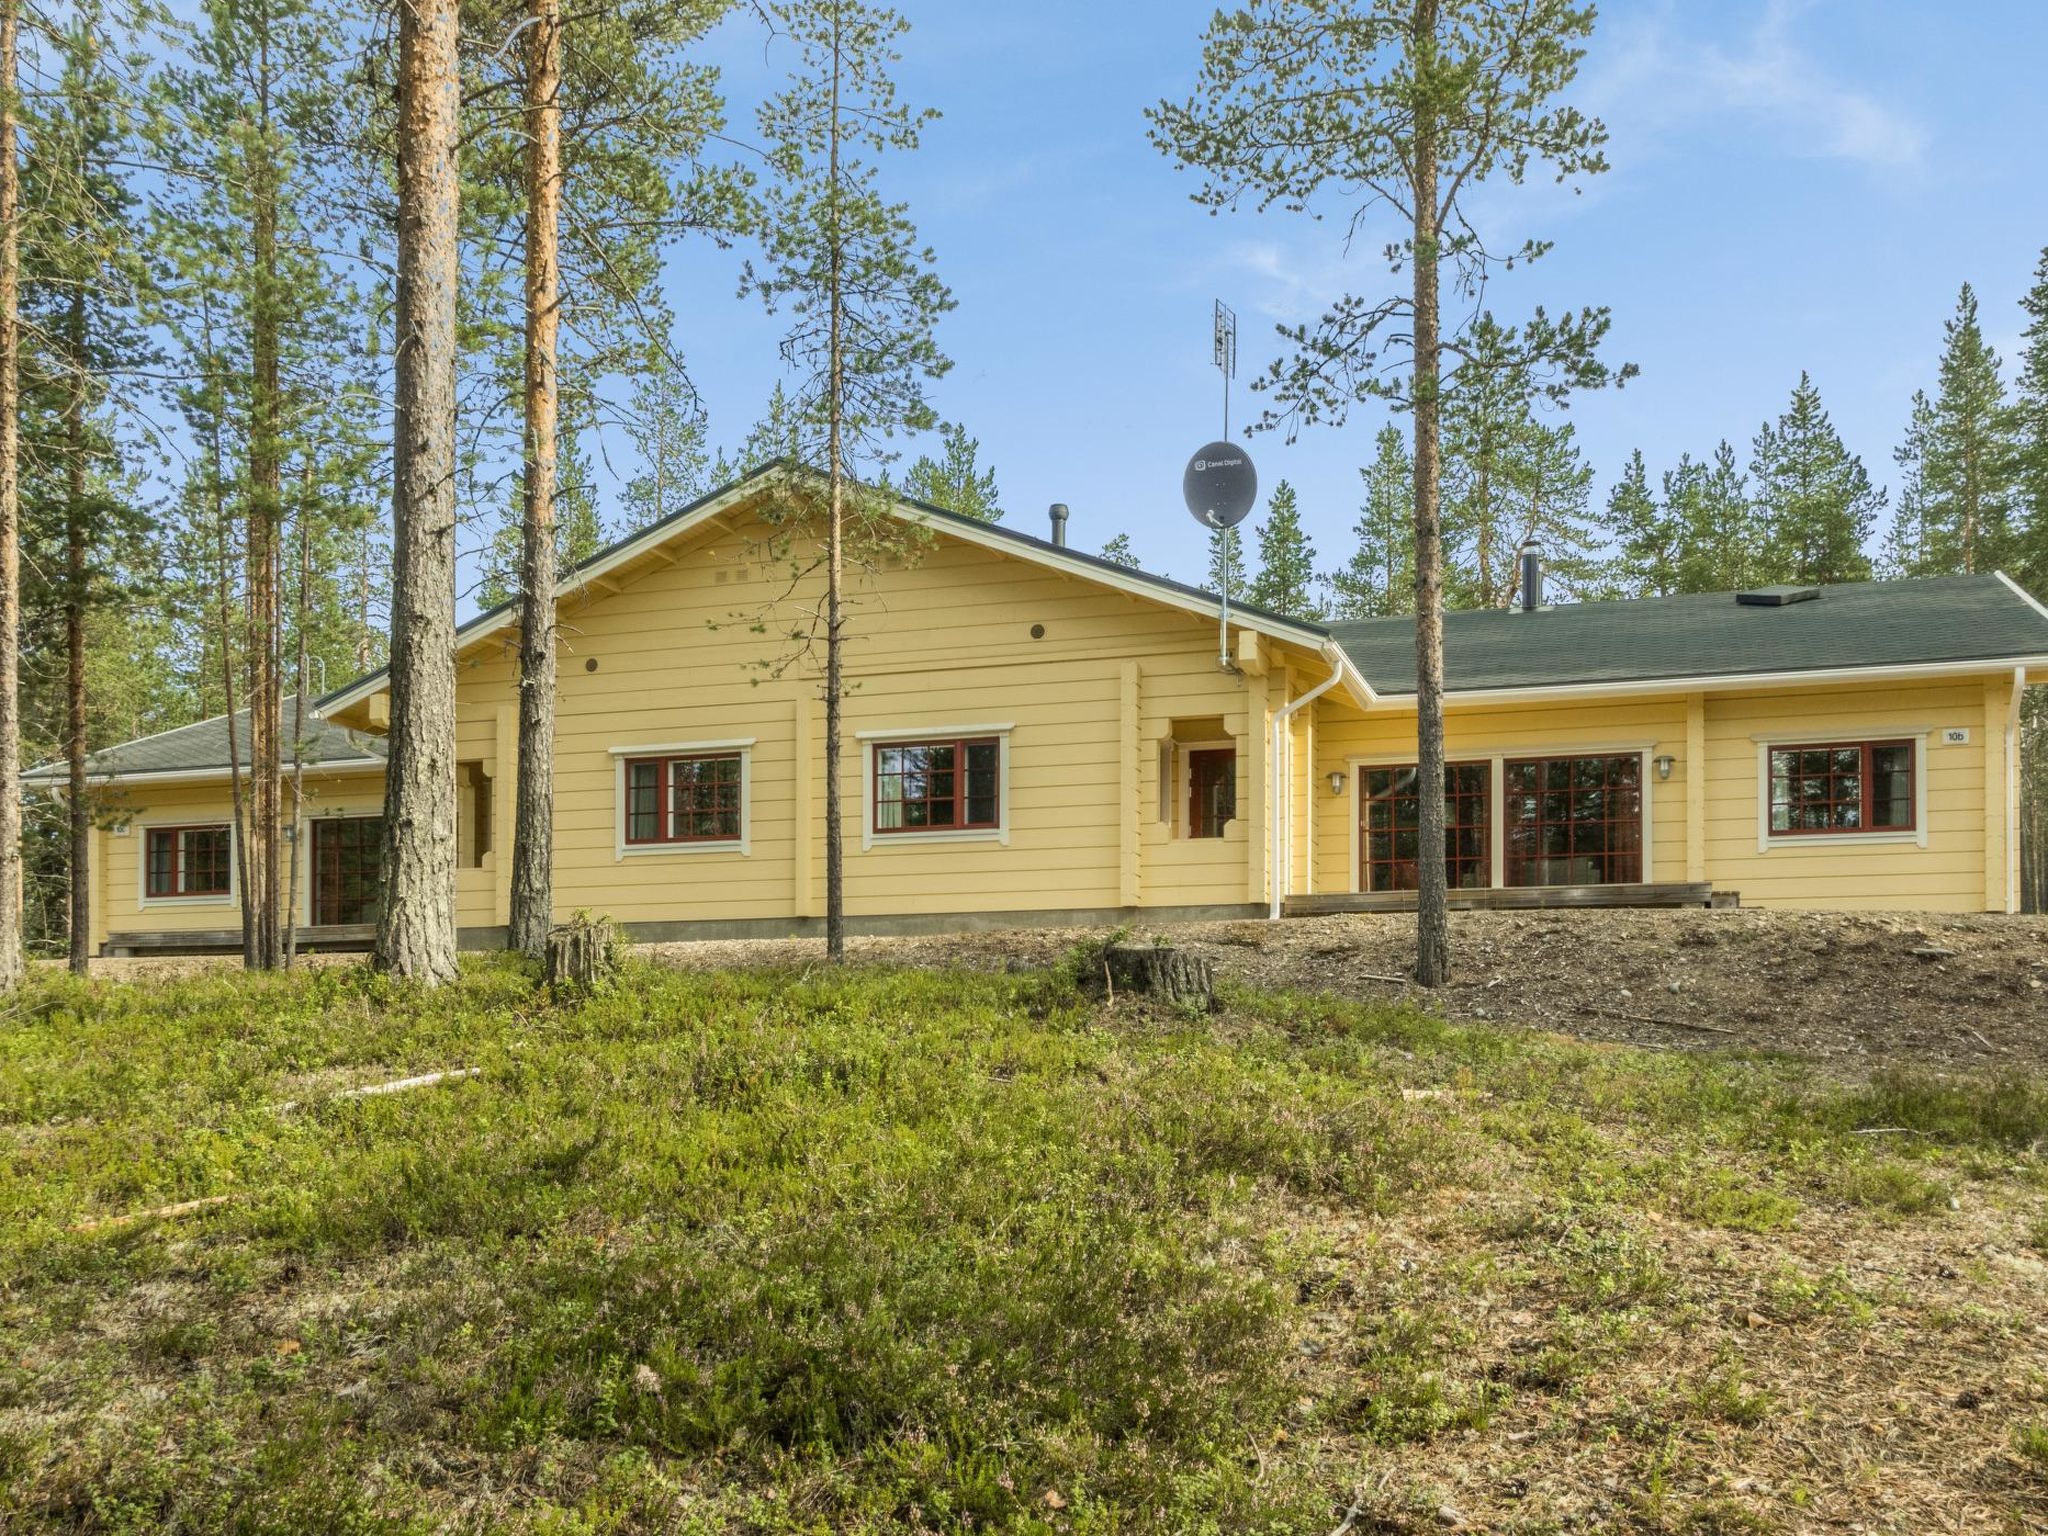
xmin=11 ymin=0 xmax=2048 ymax=957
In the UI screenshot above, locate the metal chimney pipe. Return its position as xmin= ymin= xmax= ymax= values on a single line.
xmin=1048 ymin=503 xmax=1069 ymax=548
xmin=1519 ymin=541 xmax=1544 ymax=612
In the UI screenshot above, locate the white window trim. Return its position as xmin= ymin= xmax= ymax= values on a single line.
xmin=1175 ymin=737 xmax=1237 ymax=841
xmin=857 ymin=725 xmax=1012 ymax=850
xmin=613 ymin=739 xmax=755 ymax=860
xmin=1347 ymin=744 xmax=1658 ymax=892
xmin=136 ymin=819 xmax=238 ymax=909
xmin=1752 ymin=730 xmax=1928 ymax=853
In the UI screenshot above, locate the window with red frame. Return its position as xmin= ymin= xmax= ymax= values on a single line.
xmin=145 ymin=824 xmax=232 ymax=898
xmin=1360 ymin=762 xmax=1491 ymax=891
xmin=1505 ymin=754 xmax=1643 ymax=886
xmin=1768 ymin=740 xmax=1913 ymax=836
xmin=623 ymin=753 xmax=743 ymax=845
xmin=873 ymin=738 xmax=1000 ymax=833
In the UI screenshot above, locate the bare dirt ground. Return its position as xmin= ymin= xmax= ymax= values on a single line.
xmin=643 ymin=907 xmax=2048 ymax=1077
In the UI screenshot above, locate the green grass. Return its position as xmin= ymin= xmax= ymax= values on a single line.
xmin=0 ymin=952 xmax=2044 ymax=1532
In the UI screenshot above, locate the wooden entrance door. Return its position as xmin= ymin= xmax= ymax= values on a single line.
xmin=312 ymin=816 xmax=384 ymax=926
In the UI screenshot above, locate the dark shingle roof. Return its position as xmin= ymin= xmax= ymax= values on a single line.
xmin=23 ymin=695 xmax=386 ymax=784
xmin=1328 ymin=574 xmax=2048 ymax=695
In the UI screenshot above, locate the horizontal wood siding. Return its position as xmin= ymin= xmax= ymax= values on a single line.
xmin=1312 ymin=696 xmax=1687 ymax=895
xmin=449 ymin=507 xmax=1292 ymax=926
xmin=92 ymin=771 xmax=387 ymax=945
xmin=1701 ymin=679 xmax=1992 ymax=911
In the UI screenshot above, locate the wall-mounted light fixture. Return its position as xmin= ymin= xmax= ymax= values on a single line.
xmin=1328 ymin=770 xmax=1346 ymax=796
xmin=1654 ymin=754 xmax=1675 ymax=781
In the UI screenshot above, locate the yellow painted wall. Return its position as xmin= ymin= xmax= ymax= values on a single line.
xmin=432 ymin=505 xmax=1302 ymax=930
xmin=1309 ymin=674 xmax=2018 ymax=912
xmin=1312 ymin=693 xmax=1690 ymax=895
xmin=88 ymin=769 xmax=387 ymax=947
xmin=85 ymin=493 xmax=2030 ymax=940
xmin=1699 ymin=678 xmax=2010 ymax=912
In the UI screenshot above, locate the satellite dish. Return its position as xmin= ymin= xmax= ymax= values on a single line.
xmin=1183 ymin=440 xmax=1257 ymax=530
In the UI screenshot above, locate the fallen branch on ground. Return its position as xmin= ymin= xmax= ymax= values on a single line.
xmin=275 ymin=1067 xmax=480 ymax=1114
xmin=69 ymin=1194 xmax=233 ymax=1234
xmin=1579 ymin=1006 xmax=1742 ymax=1036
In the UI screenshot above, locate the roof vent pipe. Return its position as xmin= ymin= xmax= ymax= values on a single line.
xmin=1048 ymin=503 xmax=1069 ymax=548
xmin=1519 ymin=540 xmax=1544 ymax=613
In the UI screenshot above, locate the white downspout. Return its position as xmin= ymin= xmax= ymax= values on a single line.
xmin=1269 ymin=645 xmax=1346 ymax=920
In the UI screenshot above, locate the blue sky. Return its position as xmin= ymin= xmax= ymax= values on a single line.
xmin=650 ymin=0 xmax=2048 ymax=587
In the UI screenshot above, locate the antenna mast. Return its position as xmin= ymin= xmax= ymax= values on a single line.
xmin=1213 ymin=301 xmax=1237 ymax=665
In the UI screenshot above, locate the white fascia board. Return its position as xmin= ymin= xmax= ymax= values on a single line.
xmin=1365 ymin=654 xmax=2048 ymax=709
xmin=21 ymin=757 xmax=387 ymax=790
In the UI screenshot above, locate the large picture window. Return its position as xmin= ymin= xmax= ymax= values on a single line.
xmin=1360 ymin=762 xmax=1491 ymax=891
xmin=145 ymin=824 xmax=232 ymax=899
xmin=1768 ymin=740 xmax=1913 ymax=836
xmin=1505 ymin=754 xmax=1643 ymax=887
xmin=624 ymin=752 xmax=744 ymax=845
xmin=873 ymin=738 xmax=1001 ymax=834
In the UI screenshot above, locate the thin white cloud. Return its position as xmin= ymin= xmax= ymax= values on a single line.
xmin=1587 ymin=0 xmax=1927 ymax=171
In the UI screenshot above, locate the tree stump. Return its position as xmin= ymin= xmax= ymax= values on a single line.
xmin=545 ymin=914 xmax=621 ymax=992
xmin=1101 ymin=944 xmax=1215 ymax=1008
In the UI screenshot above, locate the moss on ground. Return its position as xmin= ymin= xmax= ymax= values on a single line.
xmin=0 ymin=955 xmax=2044 ymax=1532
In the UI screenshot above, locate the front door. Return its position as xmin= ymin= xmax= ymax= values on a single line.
xmin=312 ymin=816 xmax=384 ymax=926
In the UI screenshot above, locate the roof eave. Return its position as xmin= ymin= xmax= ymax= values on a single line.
xmin=1366 ymin=653 xmax=2048 ymax=708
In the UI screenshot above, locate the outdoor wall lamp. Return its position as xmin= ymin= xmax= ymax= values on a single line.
xmin=1654 ymin=754 xmax=1676 ymax=781
xmin=1328 ymin=770 xmax=1347 ymax=796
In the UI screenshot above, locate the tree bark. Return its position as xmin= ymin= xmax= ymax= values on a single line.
xmin=64 ymin=289 xmax=87 ymax=975
xmin=823 ymin=17 xmax=846 ymax=964
xmin=377 ymin=0 xmax=462 ymax=985
xmin=0 ymin=0 xmax=25 ymax=992
xmin=286 ymin=496 xmax=309 ymax=966
xmin=1410 ymin=0 xmax=1450 ymax=988
xmin=1101 ymin=945 xmax=1214 ymax=1007
xmin=242 ymin=44 xmax=285 ymax=971
xmin=508 ymin=0 xmax=562 ymax=959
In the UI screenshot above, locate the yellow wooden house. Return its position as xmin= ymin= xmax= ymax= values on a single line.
xmin=36 ymin=465 xmax=2048 ymax=954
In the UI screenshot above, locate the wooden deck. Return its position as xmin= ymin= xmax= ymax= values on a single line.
xmin=1283 ymin=882 xmax=1726 ymax=916
xmin=102 ymin=924 xmax=376 ymax=957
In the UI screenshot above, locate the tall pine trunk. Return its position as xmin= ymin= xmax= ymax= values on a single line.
xmin=822 ymin=20 xmax=846 ymax=963
xmin=64 ymin=291 xmax=88 ymax=974
xmin=0 ymin=0 xmax=24 ymax=992
xmin=246 ymin=53 xmax=285 ymax=970
xmin=377 ymin=0 xmax=462 ymax=983
xmin=509 ymin=0 xmax=562 ymax=959
xmin=1410 ymin=0 xmax=1449 ymax=988
xmin=286 ymin=493 xmax=309 ymax=965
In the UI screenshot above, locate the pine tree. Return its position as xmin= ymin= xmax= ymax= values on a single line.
xmin=1326 ymin=425 xmax=1414 ymax=618
xmin=18 ymin=8 xmax=156 ymax=972
xmin=0 ymin=0 xmax=22 ymax=990
xmin=1605 ymin=449 xmax=1674 ymax=597
xmin=1440 ymin=314 xmax=1527 ymax=607
xmin=2014 ymin=247 xmax=2048 ymax=591
xmin=1502 ymin=419 xmax=1602 ymax=603
xmin=1245 ymin=479 xmax=1320 ymax=617
xmin=621 ymin=355 xmax=710 ymax=528
xmin=904 ymin=422 xmax=1000 ymax=520
xmin=1663 ymin=442 xmax=1757 ymax=592
xmin=1749 ymin=372 xmax=1881 ymax=585
xmin=1153 ymin=0 xmax=1629 ymax=985
xmin=1206 ymin=524 xmax=1243 ymax=599
xmin=1891 ymin=284 xmax=2021 ymax=576
xmin=1880 ymin=390 xmax=1938 ymax=577
xmin=1098 ymin=532 xmax=1139 ymax=569
xmin=154 ymin=0 xmax=383 ymax=969
xmin=750 ymin=0 xmax=952 ymax=963
xmin=378 ymin=0 xmax=463 ymax=984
